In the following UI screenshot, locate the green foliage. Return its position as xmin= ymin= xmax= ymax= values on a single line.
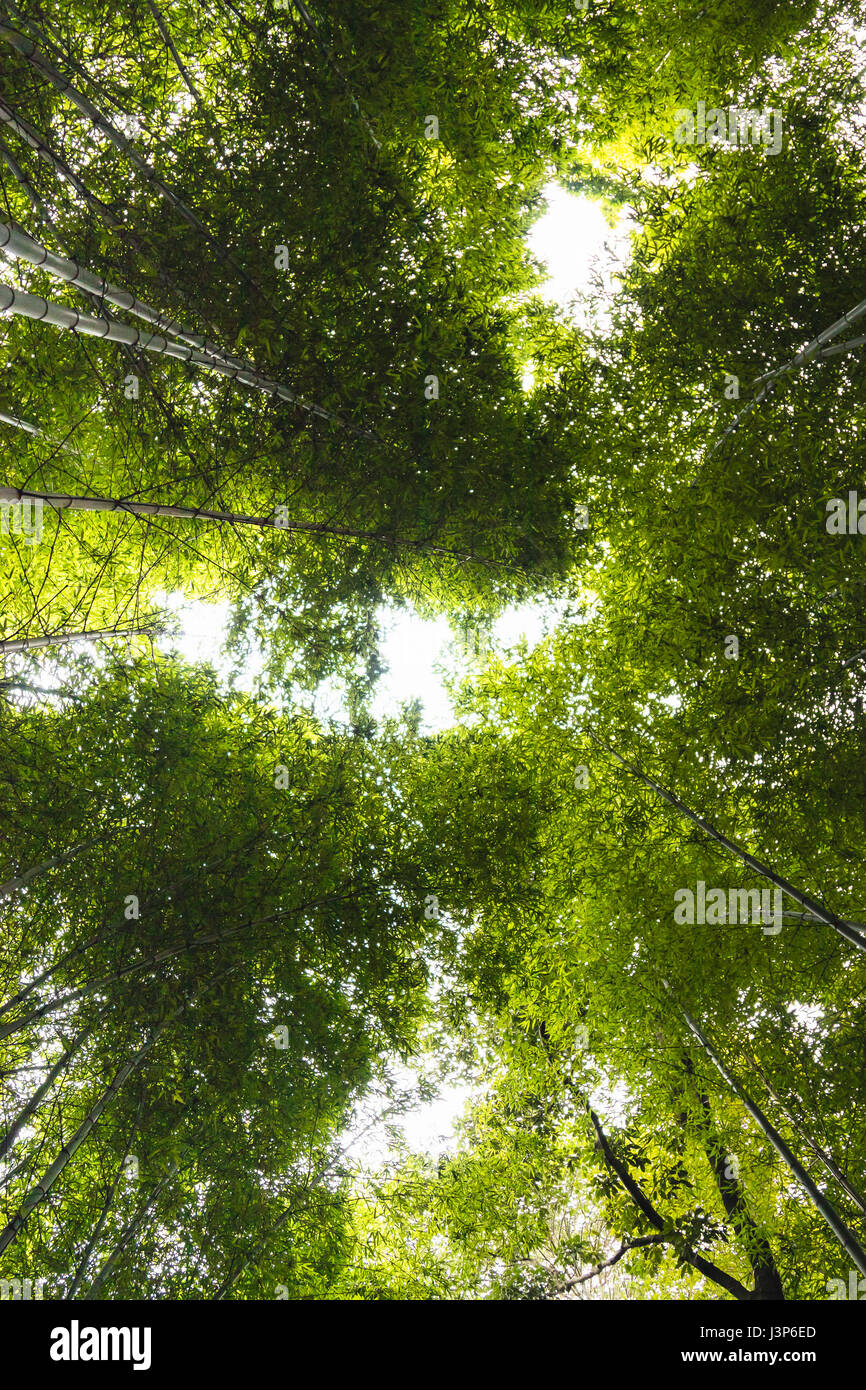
xmin=1 ymin=0 xmax=865 ymax=1302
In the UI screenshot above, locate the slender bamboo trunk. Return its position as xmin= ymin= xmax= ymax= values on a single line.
xmin=3 ymin=0 xmax=134 ymax=120
xmin=0 ymin=97 xmax=122 ymax=230
xmin=747 ymin=1056 xmax=866 ymax=1215
xmin=0 ymin=219 xmax=381 ymax=442
xmin=0 ymin=680 xmax=83 ymax=700
xmin=0 ymin=1028 xmax=168 ymax=1253
xmin=0 ymin=917 xmax=130 ymax=1022
xmin=0 ymin=923 xmax=251 ymax=1043
xmin=0 ymin=836 xmax=96 ymax=902
xmin=0 ymin=1017 xmax=99 ymax=1161
xmin=290 ymin=0 xmax=381 ymax=151
xmin=0 ymin=828 xmax=311 ymax=1023
xmin=0 ymin=133 xmax=46 ymax=217
xmin=677 ymin=1061 xmax=785 ymax=1298
xmin=0 ymin=220 xmax=233 ymax=363
xmin=144 ymin=0 xmax=226 ymax=155
xmin=0 ymin=220 xmax=363 ymax=436
xmin=0 ymin=95 xmax=245 ymax=351
xmin=66 ymin=1110 xmax=142 ymax=1299
xmin=0 ymin=896 xmax=325 ymax=1043
xmin=702 ymin=294 xmax=866 ymax=465
xmin=0 ymin=625 xmax=160 ymax=655
xmin=0 ymin=835 xmax=280 ymax=1021
xmin=0 ymin=965 xmax=235 ymax=1254
xmin=782 ymin=910 xmax=866 ymax=930
xmin=0 ymin=404 xmax=84 ymax=457
xmin=0 ymin=483 xmax=512 ymax=569
xmin=0 ymin=220 xmax=249 ymax=370
xmin=0 ymin=277 xmax=305 ymax=404
xmin=0 ymin=275 xmax=378 ymax=436
xmin=588 ymin=729 xmax=866 ymax=953
xmin=82 ymin=1162 xmax=179 ymax=1299
xmin=667 ymin=984 xmax=866 ymax=1277
xmin=0 ymin=19 xmax=263 ymax=300
xmin=0 ymin=407 xmax=39 ymax=436
xmin=819 ymin=333 xmax=866 ymax=360
xmin=0 ymin=885 xmax=192 ymax=1023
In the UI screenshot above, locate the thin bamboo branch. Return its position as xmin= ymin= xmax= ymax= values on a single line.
xmin=554 ymin=1232 xmax=668 ymax=1293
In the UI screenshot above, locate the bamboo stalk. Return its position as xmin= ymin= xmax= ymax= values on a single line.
xmin=588 ymin=728 xmax=866 ymax=953
xmin=0 ymin=220 xmax=339 ymax=421
xmin=0 ymin=408 xmax=38 ymax=436
xmin=0 ymin=923 xmax=251 ymax=1044
xmin=0 ymin=97 xmax=122 ymax=230
xmin=145 ymin=0 xmax=225 ymax=155
xmin=0 ymin=276 xmax=375 ymax=433
xmin=0 ymin=1031 xmax=166 ymax=1253
xmin=0 ymin=484 xmax=511 ymax=569
xmin=747 ymin=1057 xmax=866 ymax=1215
xmin=0 ymin=19 xmax=262 ymax=299
xmin=0 ymin=625 xmax=161 ymax=655
xmin=82 ymin=1161 xmax=179 ymax=1299
xmin=0 ymin=133 xmax=47 ymax=218
xmin=0 ymin=898 xmax=326 ymax=1043
xmin=66 ymin=1110 xmax=142 ymax=1298
xmin=0 ymin=837 xmax=96 ymax=902
xmin=704 ymin=294 xmax=866 ymax=463
xmin=666 ymin=983 xmax=866 ymax=1277
xmin=586 ymin=1103 xmax=752 ymax=1300
xmin=0 ymin=966 xmax=235 ymax=1253
xmin=0 ymin=841 xmax=318 ymax=1023
xmin=290 ymin=0 xmax=381 ymax=151
xmin=0 ymin=1016 xmax=99 ymax=1161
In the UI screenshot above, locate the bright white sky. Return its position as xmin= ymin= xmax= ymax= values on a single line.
xmin=526 ymin=181 xmax=631 ymax=331
xmin=160 ymin=182 xmax=631 ymax=1157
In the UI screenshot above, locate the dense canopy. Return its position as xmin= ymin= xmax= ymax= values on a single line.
xmin=1 ymin=0 xmax=865 ymax=1305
